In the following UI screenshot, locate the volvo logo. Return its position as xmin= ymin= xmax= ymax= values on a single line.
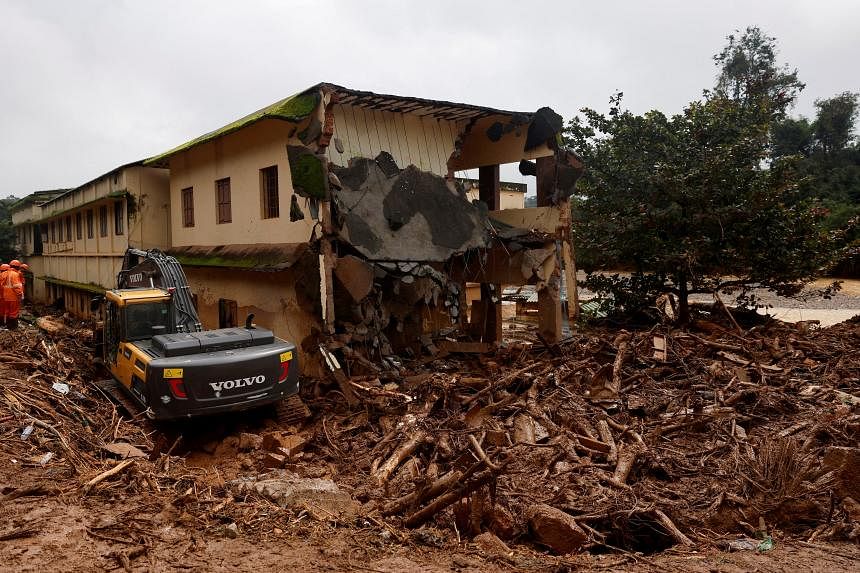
xmin=209 ymin=375 xmax=266 ymax=393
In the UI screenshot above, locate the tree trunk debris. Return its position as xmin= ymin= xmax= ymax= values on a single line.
xmin=1 ymin=307 xmax=858 ymax=564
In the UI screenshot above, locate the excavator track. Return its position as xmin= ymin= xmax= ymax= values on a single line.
xmin=276 ymin=393 xmax=311 ymax=426
xmin=93 ymin=378 xmax=177 ymax=459
xmin=94 ymin=378 xmax=147 ymax=419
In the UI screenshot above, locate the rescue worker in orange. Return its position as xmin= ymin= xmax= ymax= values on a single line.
xmin=16 ymin=262 xmax=28 ymax=293
xmin=2 ymin=260 xmax=24 ymax=330
xmin=0 ymin=264 xmax=8 ymax=327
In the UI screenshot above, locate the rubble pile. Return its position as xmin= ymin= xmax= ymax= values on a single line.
xmin=0 ymin=322 xmax=151 ymax=476
xmin=0 ymin=310 xmax=857 ymax=567
xmin=304 ymin=311 xmax=860 ymax=554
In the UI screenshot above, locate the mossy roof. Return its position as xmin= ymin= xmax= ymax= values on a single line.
xmin=144 ymin=87 xmax=323 ymax=168
xmin=143 ymin=82 xmax=534 ymax=168
xmin=165 ymin=243 xmax=308 ymax=270
xmin=40 ymin=276 xmax=107 ymax=295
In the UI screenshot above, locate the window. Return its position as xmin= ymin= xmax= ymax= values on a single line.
xmin=65 ymin=216 xmax=72 ymax=242
xmin=260 ymin=166 xmax=279 ymax=219
xmin=181 ymin=187 xmax=194 ymax=227
xmin=114 ymin=201 xmax=124 ymax=235
xmin=99 ymin=205 xmax=108 ymax=237
xmin=218 ymin=298 xmax=238 ymax=328
xmin=124 ymin=301 xmax=171 ymax=340
xmin=216 ymin=178 xmax=232 ymax=224
xmin=50 ymin=221 xmax=56 ymax=243
xmin=86 ymin=209 xmax=94 ymax=239
xmin=76 ymin=212 xmax=82 ymax=240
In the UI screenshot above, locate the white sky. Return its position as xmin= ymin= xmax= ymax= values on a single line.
xmin=1 ymin=0 xmax=858 ymax=198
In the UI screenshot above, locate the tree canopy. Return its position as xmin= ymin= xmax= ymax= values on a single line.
xmin=566 ymin=27 xmax=842 ymax=322
xmin=0 ymin=197 xmax=21 ymax=262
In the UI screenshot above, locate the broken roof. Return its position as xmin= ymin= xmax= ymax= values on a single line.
xmin=144 ymin=82 xmax=535 ymax=168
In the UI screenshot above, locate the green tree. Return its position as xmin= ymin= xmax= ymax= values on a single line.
xmin=0 ymin=197 xmax=20 ymax=262
xmin=713 ymin=26 xmax=804 ymax=117
xmin=772 ymin=117 xmax=815 ymax=158
xmin=813 ymin=91 xmax=858 ymax=153
xmin=566 ymin=30 xmax=837 ymax=323
xmin=775 ymin=92 xmax=860 ymax=233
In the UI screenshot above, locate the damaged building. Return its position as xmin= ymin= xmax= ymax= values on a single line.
xmin=13 ymin=83 xmax=583 ymax=375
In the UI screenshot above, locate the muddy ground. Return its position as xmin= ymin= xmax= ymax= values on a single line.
xmin=1 ymin=293 xmax=859 ymax=572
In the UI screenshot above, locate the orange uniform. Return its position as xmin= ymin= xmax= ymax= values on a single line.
xmin=1 ymin=264 xmax=24 ymax=329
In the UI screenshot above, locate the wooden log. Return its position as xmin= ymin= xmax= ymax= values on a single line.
xmin=596 ymin=420 xmax=617 ymax=464
xmin=83 ymin=459 xmax=135 ymax=495
xmin=512 ymin=414 xmax=536 ymax=444
xmin=610 ymin=444 xmax=639 ymax=487
xmin=573 ymin=434 xmax=613 ymax=454
xmin=374 ymin=431 xmax=426 ymax=484
xmin=319 ymin=345 xmax=358 ymax=406
xmin=405 ymin=468 xmax=499 ymax=528
xmin=608 ymin=332 xmax=631 ymax=396
xmin=381 ymin=469 xmax=463 ymax=516
xmin=461 ymin=363 xmax=538 ymax=407
xmin=0 ymin=484 xmax=58 ymax=502
xmin=468 ymin=435 xmax=500 ymax=471
xmin=652 ymin=509 xmax=695 ymax=547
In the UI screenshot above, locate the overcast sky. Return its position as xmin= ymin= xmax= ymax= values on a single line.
xmin=1 ymin=0 xmax=857 ymax=198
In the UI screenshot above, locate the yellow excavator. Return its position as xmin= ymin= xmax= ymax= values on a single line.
xmin=94 ymin=248 xmax=300 ymax=421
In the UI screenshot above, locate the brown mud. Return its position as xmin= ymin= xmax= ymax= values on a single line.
xmin=1 ymin=306 xmax=858 ymax=571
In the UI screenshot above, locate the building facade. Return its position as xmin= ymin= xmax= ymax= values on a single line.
xmin=13 ymin=83 xmax=583 ymax=375
xmin=12 ymin=163 xmax=170 ymax=315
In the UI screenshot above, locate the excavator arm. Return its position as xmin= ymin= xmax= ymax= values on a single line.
xmin=117 ymin=248 xmax=202 ymax=333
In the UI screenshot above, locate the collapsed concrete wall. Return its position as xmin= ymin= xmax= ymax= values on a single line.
xmin=331 ymin=153 xmax=489 ymax=262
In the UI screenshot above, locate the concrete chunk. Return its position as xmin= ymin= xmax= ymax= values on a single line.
xmin=474 ymin=532 xmax=511 ymax=556
xmin=231 ymin=471 xmax=358 ymax=518
xmin=822 ymin=447 xmax=860 ymax=499
xmin=526 ymin=504 xmax=587 ymax=554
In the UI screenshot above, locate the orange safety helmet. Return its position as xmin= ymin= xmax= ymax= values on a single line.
xmin=9 ymin=260 xmax=20 ymax=268
xmin=20 ymin=263 xmax=29 ymax=271
xmin=0 ymin=264 xmax=9 ymax=271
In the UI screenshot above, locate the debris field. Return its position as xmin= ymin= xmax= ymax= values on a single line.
xmin=0 ymin=308 xmax=859 ymax=571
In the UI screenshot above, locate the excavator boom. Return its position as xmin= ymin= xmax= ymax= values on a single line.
xmin=118 ymin=248 xmax=202 ymax=333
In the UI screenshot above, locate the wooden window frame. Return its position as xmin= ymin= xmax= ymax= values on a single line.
xmin=99 ymin=205 xmax=108 ymax=237
xmin=65 ymin=216 xmax=72 ymax=242
xmin=76 ymin=212 xmax=83 ymax=240
xmin=114 ymin=201 xmax=124 ymax=235
xmin=181 ymin=187 xmax=195 ymax=228
xmin=260 ymin=166 xmax=279 ymax=219
xmin=216 ymin=178 xmax=232 ymax=224
xmin=86 ymin=209 xmax=94 ymax=239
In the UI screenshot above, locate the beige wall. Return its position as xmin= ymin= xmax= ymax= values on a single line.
xmin=167 ymin=120 xmax=315 ymax=248
xmin=128 ymin=166 xmax=171 ymax=250
xmin=185 ymin=266 xmax=322 ymax=376
xmin=326 ymin=103 xmax=468 ymax=175
xmin=465 ymin=188 xmax=526 ymax=210
xmin=12 ymin=165 xmax=170 ymax=312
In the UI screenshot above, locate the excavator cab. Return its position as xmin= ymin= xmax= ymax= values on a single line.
xmin=102 ymin=288 xmax=173 ymax=364
xmin=96 ymin=248 xmax=300 ymax=420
